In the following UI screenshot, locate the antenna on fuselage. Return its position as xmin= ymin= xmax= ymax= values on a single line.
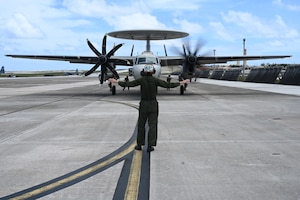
xmin=164 ymin=44 xmax=168 ymax=56
xmin=130 ymin=44 xmax=134 ymax=56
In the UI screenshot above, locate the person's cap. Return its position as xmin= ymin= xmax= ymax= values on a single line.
xmin=143 ymin=65 xmax=154 ymax=72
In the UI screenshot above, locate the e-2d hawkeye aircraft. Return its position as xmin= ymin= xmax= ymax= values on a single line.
xmin=6 ymin=29 xmax=291 ymax=95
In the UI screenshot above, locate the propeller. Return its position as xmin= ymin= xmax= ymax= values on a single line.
xmin=85 ymin=35 xmax=123 ymax=84
xmin=173 ymin=38 xmax=205 ymax=77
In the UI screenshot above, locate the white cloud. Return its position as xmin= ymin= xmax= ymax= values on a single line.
xmin=221 ymin=10 xmax=299 ymax=39
xmin=272 ymin=0 xmax=300 ymax=11
xmin=286 ymin=4 xmax=300 ymax=11
xmin=209 ymin=22 xmax=234 ymax=41
xmin=4 ymin=13 xmax=45 ymax=39
xmin=274 ymin=15 xmax=299 ymax=38
xmin=62 ymin=0 xmax=141 ymax=19
xmin=222 ymin=11 xmax=273 ymax=37
xmin=173 ymin=19 xmax=204 ymax=34
xmin=143 ymin=0 xmax=202 ymax=10
xmin=61 ymin=0 xmax=167 ymax=31
xmin=61 ymin=0 xmax=205 ymax=31
xmin=111 ymin=13 xmax=167 ymax=30
xmin=275 ymin=15 xmax=285 ymax=27
xmin=272 ymin=0 xmax=283 ymax=7
xmin=267 ymin=39 xmax=285 ymax=47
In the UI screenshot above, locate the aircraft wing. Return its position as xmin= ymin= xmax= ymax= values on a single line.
xmin=5 ymin=55 xmax=135 ymax=66
xmin=6 ymin=54 xmax=291 ymax=66
xmin=159 ymin=55 xmax=291 ymax=66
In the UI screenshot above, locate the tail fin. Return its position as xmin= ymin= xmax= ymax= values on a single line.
xmin=0 ymin=66 xmax=5 ymax=74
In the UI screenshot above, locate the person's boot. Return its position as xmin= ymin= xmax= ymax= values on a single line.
xmin=147 ymin=146 xmax=154 ymax=152
xmin=135 ymin=145 xmax=142 ymax=150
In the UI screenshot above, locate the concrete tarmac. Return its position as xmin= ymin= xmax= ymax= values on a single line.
xmin=0 ymin=76 xmax=299 ymax=199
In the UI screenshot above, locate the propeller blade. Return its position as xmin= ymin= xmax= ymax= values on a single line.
xmin=106 ymin=43 xmax=123 ymax=58
xmin=87 ymin=39 xmax=102 ymax=57
xmin=84 ymin=62 xmax=101 ymax=76
xmin=183 ymin=38 xmax=192 ymax=55
xmin=172 ymin=37 xmax=205 ymax=58
xmin=102 ymin=34 xmax=107 ymax=55
xmin=182 ymin=44 xmax=187 ymax=57
xmin=193 ymin=39 xmax=205 ymax=56
xmin=100 ymin=65 xmax=106 ymax=84
xmin=170 ymin=45 xmax=183 ymax=57
xmin=193 ymin=42 xmax=201 ymax=56
xmin=105 ymin=63 xmax=120 ymax=79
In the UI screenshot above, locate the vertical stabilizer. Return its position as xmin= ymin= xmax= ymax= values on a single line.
xmin=0 ymin=66 xmax=5 ymax=74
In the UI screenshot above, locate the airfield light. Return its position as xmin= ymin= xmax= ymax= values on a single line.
xmin=243 ymin=38 xmax=246 ymax=79
xmin=213 ymin=49 xmax=216 ymax=68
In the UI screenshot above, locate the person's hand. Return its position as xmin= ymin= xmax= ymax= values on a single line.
xmin=180 ymin=79 xmax=190 ymax=85
xmin=108 ymin=78 xmax=119 ymax=83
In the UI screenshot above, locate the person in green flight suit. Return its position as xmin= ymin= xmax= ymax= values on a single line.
xmin=109 ymin=65 xmax=190 ymax=152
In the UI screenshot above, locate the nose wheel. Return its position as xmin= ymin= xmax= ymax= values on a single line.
xmin=180 ymin=83 xmax=188 ymax=95
xmin=180 ymin=85 xmax=184 ymax=95
xmin=112 ymin=85 xmax=116 ymax=95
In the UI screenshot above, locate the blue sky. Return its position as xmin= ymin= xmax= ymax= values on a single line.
xmin=1 ymin=0 xmax=299 ymax=71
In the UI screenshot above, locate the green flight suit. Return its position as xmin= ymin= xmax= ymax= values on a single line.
xmin=119 ymin=75 xmax=180 ymax=146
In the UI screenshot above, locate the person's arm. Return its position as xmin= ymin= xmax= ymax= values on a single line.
xmin=108 ymin=78 xmax=140 ymax=87
xmin=156 ymin=78 xmax=190 ymax=88
xmin=108 ymin=78 xmax=119 ymax=84
xmin=179 ymin=79 xmax=190 ymax=85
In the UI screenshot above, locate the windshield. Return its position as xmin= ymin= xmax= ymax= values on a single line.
xmin=137 ymin=57 xmax=146 ymax=64
xmin=137 ymin=57 xmax=157 ymax=64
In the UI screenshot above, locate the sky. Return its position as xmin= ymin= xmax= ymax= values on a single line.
xmin=1 ymin=0 xmax=300 ymax=71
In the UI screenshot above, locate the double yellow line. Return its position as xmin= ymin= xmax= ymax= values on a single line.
xmin=125 ymin=150 xmax=143 ymax=200
xmin=10 ymin=142 xmax=144 ymax=200
xmin=7 ymin=100 xmax=144 ymax=200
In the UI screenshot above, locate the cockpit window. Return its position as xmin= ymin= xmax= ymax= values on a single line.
xmin=147 ymin=57 xmax=157 ymax=64
xmin=137 ymin=57 xmax=146 ymax=64
xmin=137 ymin=57 xmax=157 ymax=64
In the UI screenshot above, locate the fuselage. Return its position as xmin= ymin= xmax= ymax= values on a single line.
xmin=131 ymin=51 xmax=161 ymax=79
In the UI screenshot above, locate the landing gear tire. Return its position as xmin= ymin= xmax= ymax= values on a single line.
xmin=112 ymin=85 xmax=116 ymax=95
xmin=180 ymin=85 xmax=184 ymax=95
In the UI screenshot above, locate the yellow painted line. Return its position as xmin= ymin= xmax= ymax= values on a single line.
xmin=124 ymin=149 xmax=143 ymax=200
xmin=10 ymin=142 xmax=136 ymax=200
